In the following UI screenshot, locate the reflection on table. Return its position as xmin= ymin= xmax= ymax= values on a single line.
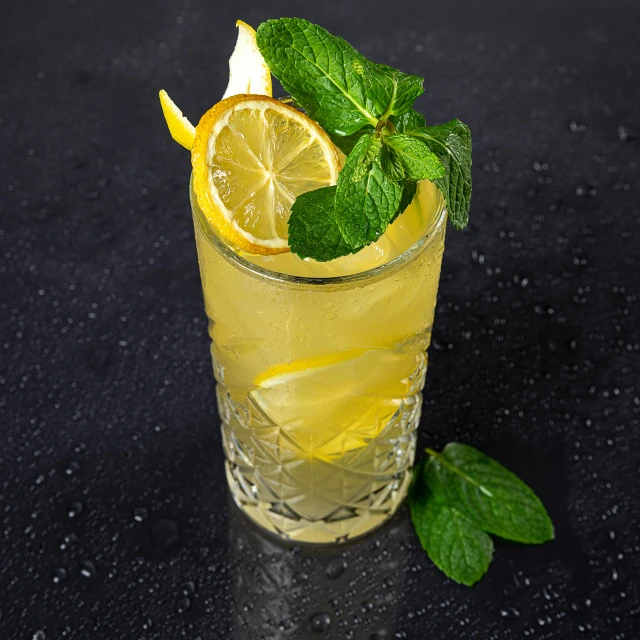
xmin=228 ymin=497 xmax=410 ymax=639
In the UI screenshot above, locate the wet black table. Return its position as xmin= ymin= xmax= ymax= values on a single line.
xmin=1 ymin=0 xmax=639 ymax=638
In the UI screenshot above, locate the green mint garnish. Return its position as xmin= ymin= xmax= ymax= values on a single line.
xmin=256 ymin=18 xmax=473 ymax=261
xmin=409 ymin=463 xmax=494 ymax=588
xmin=409 ymin=444 xmax=554 ymax=586
xmin=288 ymin=186 xmax=354 ymax=262
xmin=383 ymin=134 xmax=446 ymax=181
xmin=256 ymin=18 xmax=423 ymax=137
xmin=335 ymin=133 xmax=403 ymax=250
xmin=406 ymin=120 xmax=473 ymax=230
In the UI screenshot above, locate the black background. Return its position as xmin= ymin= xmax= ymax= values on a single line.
xmin=1 ymin=0 xmax=639 ymax=638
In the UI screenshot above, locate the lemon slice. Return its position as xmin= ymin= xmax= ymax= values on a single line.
xmin=222 ymin=20 xmax=272 ymax=98
xmin=191 ymin=95 xmax=340 ymax=254
xmin=250 ymin=349 xmax=425 ymax=456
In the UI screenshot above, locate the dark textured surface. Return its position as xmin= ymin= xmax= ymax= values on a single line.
xmin=1 ymin=0 xmax=639 ymax=638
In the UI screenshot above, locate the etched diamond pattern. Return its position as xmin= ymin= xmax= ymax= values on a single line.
xmin=219 ymin=379 xmax=423 ymax=543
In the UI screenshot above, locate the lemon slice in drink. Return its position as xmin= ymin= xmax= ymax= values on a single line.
xmin=191 ymin=95 xmax=340 ymax=254
xmin=251 ymin=349 xmax=424 ymax=456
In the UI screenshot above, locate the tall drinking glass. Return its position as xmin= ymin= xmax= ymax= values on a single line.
xmin=191 ymin=179 xmax=447 ymax=543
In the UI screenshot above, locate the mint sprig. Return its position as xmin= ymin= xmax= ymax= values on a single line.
xmin=256 ymin=18 xmax=423 ymax=137
xmin=256 ymin=18 xmax=473 ymax=261
xmin=409 ymin=444 xmax=554 ymax=586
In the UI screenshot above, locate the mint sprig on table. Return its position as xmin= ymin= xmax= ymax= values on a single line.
xmin=409 ymin=444 xmax=554 ymax=586
xmin=256 ymin=18 xmax=472 ymax=261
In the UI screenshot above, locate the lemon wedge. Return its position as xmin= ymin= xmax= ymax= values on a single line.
xmin=191 ymin=95 xmax=340 ymax=254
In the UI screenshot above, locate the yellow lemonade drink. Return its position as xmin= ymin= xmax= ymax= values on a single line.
xmin=159 ymin=18 xmax=470 ymax=544
xmin=192 ymin=179 xmax=446 ymax=543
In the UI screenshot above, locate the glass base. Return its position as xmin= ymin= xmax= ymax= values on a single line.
xmin=220 ymin=392 xmax=421 ymax=545
xmin=227 ymin=463 xmax=413 ymax=544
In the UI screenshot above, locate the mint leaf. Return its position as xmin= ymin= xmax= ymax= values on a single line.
xmin=256 ymin=18 xmax=423 ymax=137
xmin=390 ymin=108 xmax=426 ymax=133
xmin=380 ymin=146 xmax=406 ymax=181
xmin=351 ymin=135 xmax=383 ymax=182
xmin=288 ymin=186 xmax=353 ymax=261
xmin=384 ymin=134 xmax=445 ymax=181
xmin=362 ymin=62 xmax=424 ymax=118
xmin=256 ymin=18 xmax=374 ymax=136
xmin=425 ymin=443 xmax=555 ymax=544
xmin=330 ymin=126 xmax=374 ymax=155
xmin=408 ymin=120 xmax=472 ymax=229
xmin=392 ymin=179 xmax=417 ymax=222
xmin=409 ymin=444 xmax=554 ymax=586
xmin=409 ymin=462 xmax=494 ymax=587
xmin=335 ymin=134 xmax=403 ymax=249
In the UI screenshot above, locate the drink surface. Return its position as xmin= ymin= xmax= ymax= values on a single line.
xmin=192 ymin=180 xmax=446 ymax=542
xmin=240 ymin=179 xmax=440 ymax=277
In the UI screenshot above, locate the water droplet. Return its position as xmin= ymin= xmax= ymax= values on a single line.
xmin=60 ymin=533 xmax=78 ymax=550
xmin=52 ymin=568 xmax=67 ymax=583
xmin=177 ymin=597 xmax=192 ymax=613
xmin=361 ymin=600 xmax=374 ymax=613
xmin=64 ymin=461 xmax=81 ymax=476
xmin=500 ymin=607 xmax=520 ymax=618
xmin=570 ymin=597 xmax=592 ymax=613
xmin=617 ymin=126 xmax=629 ymax=141
xmin=503 ymin=571 xmax=531 ymax=598
xmin=142 ymin=617 xmax=153 ymax=630
xmin=67 ymin=502 xmax=83 ymax=518
xmin=309 ymin=612 xmax=331 ymax=633
xmin=293 ymin=571 xmax=309 ymax=584
xmin=534 ymin=303 xmax=554 ymax=316
xmin=181 ymin=580 xmax=196 ymax=595
xmin=594 ymin=435 xmax=614 ymax=449
xmin=325 ymin=557 xmax=347 ymax=579
xmin=79 ymin=560 xmax=97 ymax=578
xmin=133 ymin=507 xmax=148 ymax=522
xmin=569 ymin=120 xmax=586 ymax=133
xmin=33 ymin=631 xmax=46 ymax=640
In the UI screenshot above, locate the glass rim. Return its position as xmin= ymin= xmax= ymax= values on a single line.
xmin=190 ymin=176 xmax=447 ymax=287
